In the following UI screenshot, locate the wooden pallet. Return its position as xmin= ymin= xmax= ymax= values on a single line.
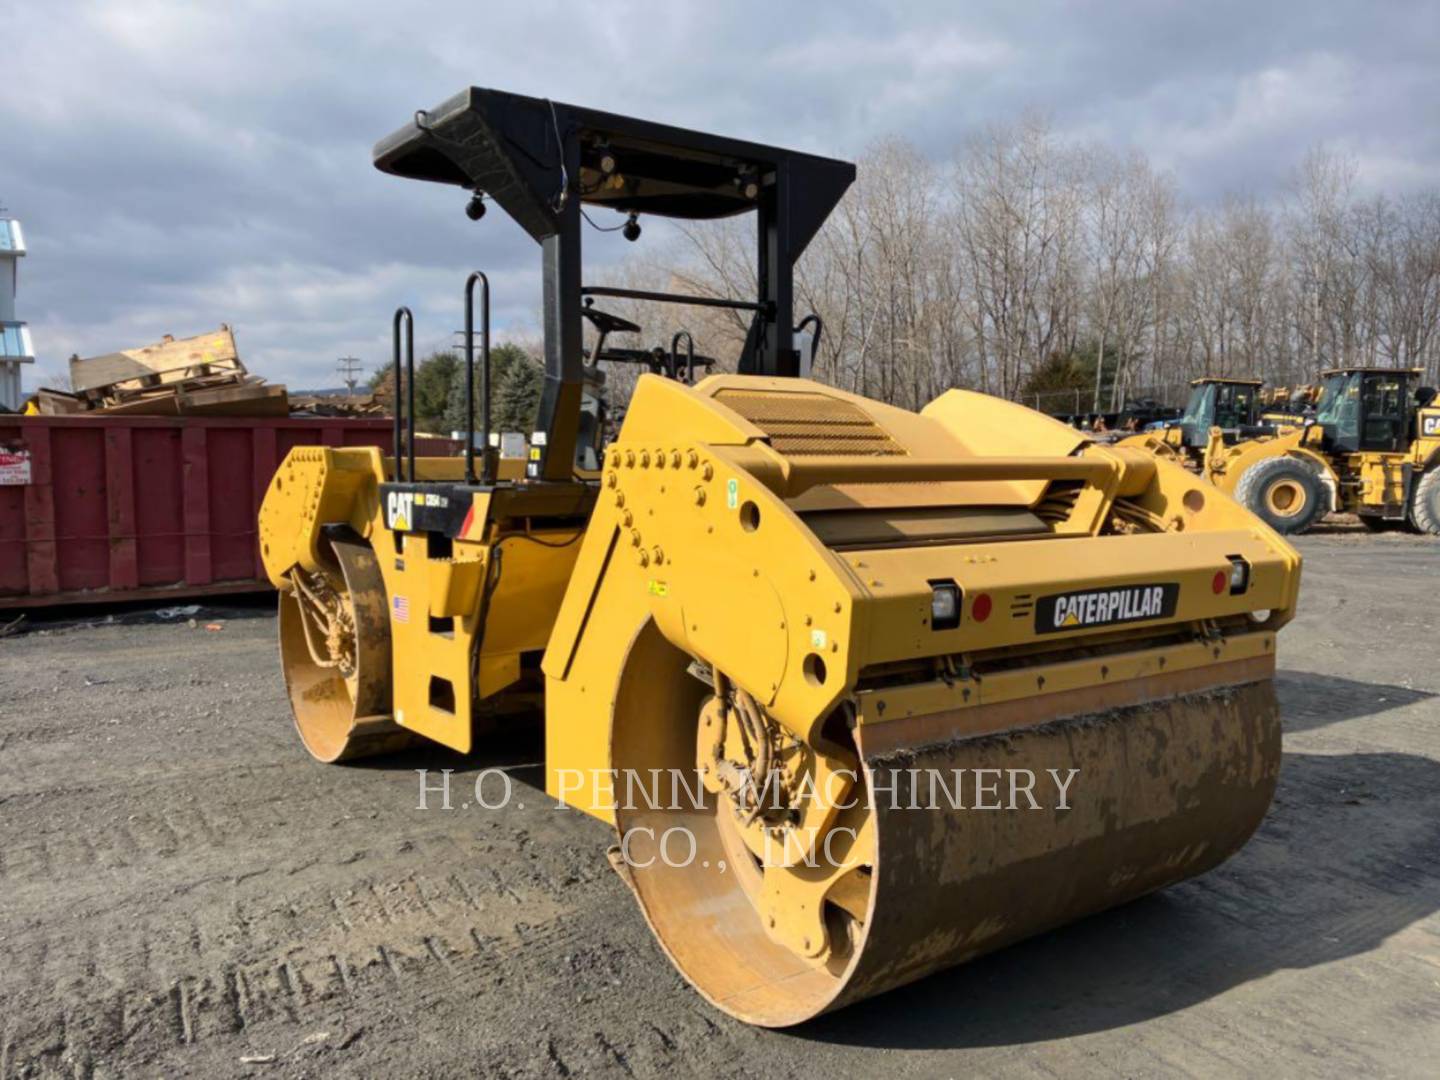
xmin=52 ymin=326 xmax=290 ymax=417
xmin=69 ymin=326 xmax=243 ymax=394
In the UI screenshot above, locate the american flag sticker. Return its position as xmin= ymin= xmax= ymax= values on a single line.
xmin=392 ymin=595 xmax=410 ymax=623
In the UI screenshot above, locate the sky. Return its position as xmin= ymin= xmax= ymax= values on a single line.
xmin=3 ymin=0 xmax=1438 ymax=390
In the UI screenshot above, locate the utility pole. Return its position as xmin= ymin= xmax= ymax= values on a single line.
xmin=336 ymin=356 xmax=362 ymax=396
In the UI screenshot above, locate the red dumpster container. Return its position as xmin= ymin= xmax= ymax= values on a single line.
xmin=0 ymin=414 xmax=455 ymax=609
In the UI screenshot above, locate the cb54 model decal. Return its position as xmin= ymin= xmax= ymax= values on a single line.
xmin=384 ymin=488 xmax=451 ymax=531
xmin=1036 ymin=583 xmax=1179 ymax=634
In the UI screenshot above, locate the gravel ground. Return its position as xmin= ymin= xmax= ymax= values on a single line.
xmin=1 ymin=526 xmax=1437 ymax=1077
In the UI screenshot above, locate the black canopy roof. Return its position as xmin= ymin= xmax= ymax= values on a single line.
xmin=373 ymin=87 xmax=855 ymax=266
xmin=373 ymin=87 xmax=856 ymax=480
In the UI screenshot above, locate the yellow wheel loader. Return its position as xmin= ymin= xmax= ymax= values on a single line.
xmin=1200 ymin=367 xmax=1440 ymax=535
xmin=259 ymin=88 xmax=1303 ymax=1027
xmin=1116 ymin=376 xmax=1267 ymax=469
xmin=1260 ymin=383 xmax=1320 ymax=428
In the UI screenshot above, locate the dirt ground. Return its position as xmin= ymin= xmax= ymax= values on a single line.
xmin=2 ymin=526 xmax=1438 ymax=1078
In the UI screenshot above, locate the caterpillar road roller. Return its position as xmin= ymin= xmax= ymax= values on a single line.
xmin=258 ymin=88 xmax=1303 ymax=1027
xmin=1196 ymin=367 xmax=1440 ymax=535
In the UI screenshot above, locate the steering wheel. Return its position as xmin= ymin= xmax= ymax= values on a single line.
xmin=581 ymin=304 xmax=642 ymax=336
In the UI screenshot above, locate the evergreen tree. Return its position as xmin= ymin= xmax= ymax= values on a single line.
xmin=369 ymin=352 xmax=457 ymax=433
xmin=1020 ymin=345 xmax=1118 ymax=413
xmin=494 ymin=349 xmax=544 ymax=434
xmin=443 ymin=343 xmax=544 ymax=437
xmin=412 ymin=351 xmax=458 ymax=432
xmin=1021 ymin=351 xmax=1092 ymax=397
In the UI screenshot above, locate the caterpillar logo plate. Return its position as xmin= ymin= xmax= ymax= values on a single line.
xmin=1035 ymin=583 xmax=1179 ymax=634
xmin=386 ymin=490 xmax=415 ymax=532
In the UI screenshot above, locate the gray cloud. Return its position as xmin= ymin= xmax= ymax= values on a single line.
xmin=4 ymin=0 xmax=1436 ymax=389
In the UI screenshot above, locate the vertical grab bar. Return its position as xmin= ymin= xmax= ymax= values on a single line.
xmin=794 ymin=314 xmax=823 ymax=374
xmin=671 ymin=331 xmax=696 ymax=384
xmin=464 ymin=271 xmax=492 ymax=485
xmin=392 ymin=306 xmax=415 ymax=481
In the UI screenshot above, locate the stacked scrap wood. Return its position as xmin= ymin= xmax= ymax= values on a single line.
xmin=288 ymin=392 xmax=385 ymax=417
xmin=35 ymin=326 xmax=289 ymax=417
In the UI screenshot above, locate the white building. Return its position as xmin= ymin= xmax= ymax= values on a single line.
xmin=0 ymin=216 xmax=34 ymax=410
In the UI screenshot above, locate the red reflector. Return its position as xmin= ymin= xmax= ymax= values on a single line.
xmin=1212 ymin=570 xmax=1226 ymax=594
xmin=973 ymin=593 xmax=993 ymax=622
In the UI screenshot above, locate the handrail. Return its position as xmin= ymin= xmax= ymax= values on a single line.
xmin=464 ymin=271 xmax=492 ymax=484
xmin=772 ymin=455 xmax=1117 ymax=497
xmin=391 ymin=307 xmax=415 ymax=481
xmin=794 ymin=313 xmax=823 ymax=373
xmin=670 ymin=331 xmax=696 ymax=384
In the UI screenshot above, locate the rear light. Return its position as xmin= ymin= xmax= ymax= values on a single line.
xmin=929 ymin=580 xmax=961 ymax=630
xmin=1227 ymin=556 xmax=1251 ymax=595
xmin=972 ymin=593 xmax=993 ymax=622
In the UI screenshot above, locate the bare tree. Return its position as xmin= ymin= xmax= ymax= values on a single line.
xmin=952 ymin=113 xmax=1082 ymax=399
xmin=1366 ymin=192 xmax=1440 ymax=381
xmin=1287 ymin=147 xmax=1358 ymax=369
xmin=607 ymin=126 xmax=1440 ymax=420
xmin=1135 ymin=166 xmax=1184 ymax=393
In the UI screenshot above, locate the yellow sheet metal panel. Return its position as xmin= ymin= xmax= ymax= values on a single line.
xmin=544 ymin=373 xmax=1301 ymax=816
xmin=843 ymin=530 xmax=1295 ymax=667
xmin=382 ymin=522 xmax=584 ymax=754
xmin=258 ymin=446 xmax=384 ymax=583
xmin=921 ymin=387 xmax=1089 ymax=458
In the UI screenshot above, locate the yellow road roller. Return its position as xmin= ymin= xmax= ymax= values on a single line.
xmin=259 ymin=87 xmax=1303 ymax=1027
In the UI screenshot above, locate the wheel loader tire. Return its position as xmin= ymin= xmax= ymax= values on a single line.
xmin=1235 ymin=456 xmax=1326 ymax=535
xmin=1412 ymin=468 xmax=1440 ymax=535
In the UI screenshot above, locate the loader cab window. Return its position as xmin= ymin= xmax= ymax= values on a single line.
xmin=1313 ymin=373 xmax=1350 ymax=429
xmin=1178 ymin=384 xmax=1216 ymax=447
xmin=1215 ymin=383 xmax=1256 ymax=430
xmin=1178 ymin=383 xmax=1255 ymax=447
xmin=1315 ymin=372 xmax=1361 ymax=447
xmin=1314 ymin=371 xmax=1408 ymax=452
xmin=1180 ymin=384 xmax=1214 ymax=427
xmin=1359 ymin=372 xmax=1408 ymax=451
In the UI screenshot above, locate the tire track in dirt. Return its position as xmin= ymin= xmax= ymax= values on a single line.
xmin=0 ymin=863 xmax=587 ymax=1072
xmin=3 ymin=542 xmax=1439 ymax=1076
